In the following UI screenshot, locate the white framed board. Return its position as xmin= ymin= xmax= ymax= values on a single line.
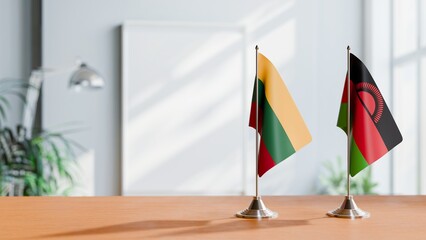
xmin=121 ymin=21 xmax=249 ymax=195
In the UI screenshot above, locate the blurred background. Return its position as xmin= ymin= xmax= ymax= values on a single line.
xmin=0 ymin=0 xmax=424 ymax=196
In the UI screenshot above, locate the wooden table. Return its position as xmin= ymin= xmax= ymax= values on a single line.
xmin=1 ymin=196 xmax=425 ymax=239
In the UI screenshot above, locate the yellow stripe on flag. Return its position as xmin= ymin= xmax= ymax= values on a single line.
xmin=257 ymin=53 xmax=311 ymax=150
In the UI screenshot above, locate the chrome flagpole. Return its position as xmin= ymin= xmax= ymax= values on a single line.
xmin=327 ymin=46 xmax=369 ymax=219
xmin=236 ymin=45 xmax=277 ymax=219
xmin=256 ymin=44 xmax=259 ymax=199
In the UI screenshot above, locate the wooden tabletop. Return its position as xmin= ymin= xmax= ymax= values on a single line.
xmin=1 ymin=196 xmax=425 ymax=239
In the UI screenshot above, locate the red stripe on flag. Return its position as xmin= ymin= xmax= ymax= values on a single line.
xmin=341 ymin=75 xmax=356 ymax=104
xmin=249 ymin=102 xmax=263 ymax=134
xmin=258 ymin=139 xmax=276 ymax=177
xmin=353 ymin=95 xmax=388 ymax=164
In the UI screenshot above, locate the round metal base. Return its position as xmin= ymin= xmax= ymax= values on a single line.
xmin=327 ymin=195 xmax=370 ymax=219
xmin=236 ymin=197 xmax=278 ymax=219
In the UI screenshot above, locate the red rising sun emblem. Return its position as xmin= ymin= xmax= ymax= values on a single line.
xmin=356 ymin=82 xmax=384 ymax=123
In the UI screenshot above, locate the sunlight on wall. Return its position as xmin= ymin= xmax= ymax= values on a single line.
xmin=393 ymin=0 xmax=417 ymax=58
xmin=257 ymin=19 xmax=295 ymax=73
xmin=240 ymin=0 xmax=294 ymax=31
xmin=173 ymin=30 xmax=243 ymax=79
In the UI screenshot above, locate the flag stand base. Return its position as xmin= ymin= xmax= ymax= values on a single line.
xmin=236 ymin=196 xmax=278 ymax=219
xmin=327 ymin=195 xmax=370 ymax=219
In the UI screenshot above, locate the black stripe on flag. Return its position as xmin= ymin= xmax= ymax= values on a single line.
xmin=349 ymin=53 xmax=403 ymax=150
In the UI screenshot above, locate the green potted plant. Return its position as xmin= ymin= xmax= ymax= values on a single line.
xmin=318 ymin=156 xmax=378 ymax=195
xmin=0 ymin=79 xmax=80 ymax=196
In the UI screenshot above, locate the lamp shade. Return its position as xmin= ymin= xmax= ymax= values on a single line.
xmin=69 ymin=63 xmax=104 ymax=90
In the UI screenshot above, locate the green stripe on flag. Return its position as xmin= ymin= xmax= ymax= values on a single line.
xmin=350 ymin=138 xmax=369 ymax=176
xmin=337 ymin=103 xmax=348 ymax=132
xmin=251 ymin=79 xmax=265 ymax=103
xmin=337 ymin=103 xmax=369 ymax=176
xmin=262 ymin=98 xmax=296 ymax=163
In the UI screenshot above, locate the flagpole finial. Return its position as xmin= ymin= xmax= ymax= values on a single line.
xmin=347 ymin=45 xmax=351 ymax=51
xmin=255 ymin=45 xmax=259 ymax=50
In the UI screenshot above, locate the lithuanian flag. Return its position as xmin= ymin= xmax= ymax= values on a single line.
xmin=337 ymin=53 xmax=403 ymax=176
xmin=249 ymin=53 xmax=311 ymax=177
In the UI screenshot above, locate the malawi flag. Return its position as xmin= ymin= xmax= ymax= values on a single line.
xmin=337 ymin=53 xmax=403 ymax=176
xmin=249 ymin=53 xmax=311 ymax=177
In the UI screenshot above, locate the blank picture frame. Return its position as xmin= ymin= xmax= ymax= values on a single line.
xmin=121 ymin=21 xmax=248 ymax=195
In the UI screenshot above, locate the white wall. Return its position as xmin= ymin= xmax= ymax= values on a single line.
xmin=0 ymin=0 xmax=31 ymax=127
xmin=42 ymin=0 xmax=363 ymax=195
